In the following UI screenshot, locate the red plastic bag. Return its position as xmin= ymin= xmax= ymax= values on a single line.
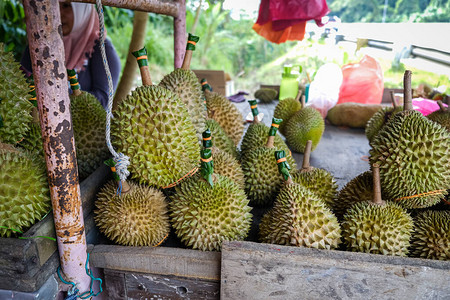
xmin=338 ymin=55 xmax=384 ymax=105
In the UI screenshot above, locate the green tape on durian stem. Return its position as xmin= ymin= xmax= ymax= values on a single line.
xmin=248 ymin=100 xmax=259 ymax=117
xmin=269 ymin=117 xmax=283 ymax=136
xmin=201 ymin=78 xmax=212 ymax=92
xmin=27 ymin=76 xmax=38 ymax=107
xmin=186 ymin=33 xmax=200 ymax=51
xmin=275 ymin=150 xmax=291 ymax=181
xmin=202 ymin=129 xmax=213 ymax=149
xmin=200 ymin=148 xmax=214 ymax=187
xmin=132 ymin=47 xmax=148 ymax=67
xmin=67 ymin=69 xmax=80 ymax=91
xmin=104 ymin=158 xmax=120 ymax=182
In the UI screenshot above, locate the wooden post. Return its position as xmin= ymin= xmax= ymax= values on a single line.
xmin=174 ymin=0 xmax=186 ymax=69
xmin=70 ymin=0 xmax=179 ymax=16
xmin=23 ymin=0 xmax=90 ymax=293
xmin=403 ymin=70 xmax=413 ymax=111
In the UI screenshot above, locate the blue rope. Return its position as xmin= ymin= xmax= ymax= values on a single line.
xmin=57 ymin=253 xmax=103 ymax=299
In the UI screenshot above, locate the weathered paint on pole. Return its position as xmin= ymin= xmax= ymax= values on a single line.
xmin=23 ymin=0 xmax=91 ymax=293
xmin=70 ymin=0 xmax=179 ymax=16
xmin=174 ymin=0 xmax=186 ymax=69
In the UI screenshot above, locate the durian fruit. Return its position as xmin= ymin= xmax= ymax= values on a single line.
xmin=334 ymin=171 xmax=373 ymax=220
xmin=327 ymin=102 xmax=383 ymax=128
xmin=95 ymin=181 xmax=170 ymax=247
xmin=426 ymin=100 xmax=449 ymax=132
xmin=259 ymin=150 xmax=341 ymax=249
xmin=0 ymin=144 xmax=51 ymax=237
xmin=365 ymin=94 xmax=403 ymax=143
xmin=369 ymin=71 xmax=450 ymax=209
xmin=240 ymin=101 xmax=289 ymax=156
xmin=273 ymin=96 xmax=302 ymax=136
xmin=112 ymin=47 xmax=199 ymax=188
xmin=341 ymin=164 xmax=413 ymax=256
xmin=159 ymin=34 xmax=206 ymax=139
xmin=202 ymin=80 xmax=244 ymax=146
xmin=254 ymin=88 xmax=277 ymax=103
xmin=19 ymin=120 xmax=44 ymax=159
xmin=68 ymin=70 xmax=109 ymax=180
xmin=202 ymin=129 xmax=244 ymax=188
xmin=205 ymin=119 xmax=238 ymax=158
xmin=409 ymin=210 xmax=449 ymax=260
xmin=0 ymin=45 xmax=33 ymax=144
xmin=170 ymin=148 xmax=252 ymax=251
xmin=242 ymin=121 xmax=297 ymax=206
xmin=285 ymin=103 xmax=324 ymax=153
xmin=290 ymin=140 xmax=338 ymax=208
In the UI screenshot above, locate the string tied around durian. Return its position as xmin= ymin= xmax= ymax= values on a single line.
xmin=275 ymin=150 xmax=292 ymax=183
xmin=94 ymin=0 xmax=131 ymax=195
xmin=394 ymin=189 xmax=446 ymax=202
xmin=161 ymin=167 xmax=199 ymax=189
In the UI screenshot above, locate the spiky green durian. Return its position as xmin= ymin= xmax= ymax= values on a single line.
xmin=242 ymin=123 xmax=297 ymax=206
xmin=426 ymin=102 xmax=449 ymax=132
xmin=240 ymin=123 xmax=289 ymax=156
xmin=211 ymin=147 xmax=245 ymax=189
xmin=291 ymin=168 xmax=337 ymax=208
xmin=205 ymin=91 xmax=244 ymax=145
xmin=95 ymin=181 xmax=170 ymax=247
xmin=410 ymin=210 xmax=449 ymax=260
xmin=254 ymin=88 xmax=277 ymax=103
xmin=19 ymin=121 xmax=43 ymax=159
xmin=369 ymin=110 xmax=450 ymax=208
xmin=71 ymin=91 xmax=109 ymax=180
xmin=285 ymin=107 xmax=324 ymax=153
xmin=334 ymin=171 xmax=373 ymax=220
xmin=112 ymin=85 xmax=200 ymax=188
xmin=259 ymin=150 xmax=341 ymax=249
xmin=206 ymin=119 xmax=238 ymax=158
xmin=159 ymin=69 xmax=207 ymax=138
xmin=365 ymin=106 xmax=403 ymax=143
xmin=0 ymin=144 xmax=51 ymax=237
xmin=342 ymin=201 xmax=413 ymax=256
xmin=273 ymin=97 xmax=302 ymax=135
xmin=260 ymin=184 xmax=341 ymax=249
xmin=0 ymin=45 xmax=33 ymax=144
xmin=170 ymin=150 xmax=252 ymax=251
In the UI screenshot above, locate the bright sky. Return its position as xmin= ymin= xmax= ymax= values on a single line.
xmin=223 ymin=0 xmax=260 ymax=20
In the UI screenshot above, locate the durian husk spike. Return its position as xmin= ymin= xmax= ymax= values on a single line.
xmin=300 ymin=140 xmax=313 ymax=173
xmin=132 ymin=47 xmax=152 ymax=86
xmin=301 ymin=95 xmax=306 ymax=109
xmin=437 ymin=100 xmax=447 ymax=112
xmin=371 ymin=164 xmax=385 ymax=206
xmin=390 ymin=90 xmax=397 ymax=108
xmin=403 ymin=70 xmax=413 ymax=111
xmin=31 ymin=107 xmax=40 ymax=124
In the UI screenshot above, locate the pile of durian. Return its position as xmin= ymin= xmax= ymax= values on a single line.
xmin=2 ymin=38 xmax=448 ymax=262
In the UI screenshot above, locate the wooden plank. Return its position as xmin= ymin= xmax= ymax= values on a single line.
xmin=104 ymin=269 xmax=127 ymax=300
xmin=90 ymin=244 xmax=221 ymax=281
xmin=221 ymin=241 xmax=450 ymax=300
xmin=193 ymin=70 xmax=226 ymax=96
xmin=125 ymin=272 xmax=219 ymax=300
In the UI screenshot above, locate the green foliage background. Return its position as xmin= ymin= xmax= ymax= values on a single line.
xmin=2 ymin=0 xmax=449 ymax=93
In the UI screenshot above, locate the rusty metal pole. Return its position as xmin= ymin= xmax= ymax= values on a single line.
xmin=23 ymin=0 xmax=91 ymax=293
xmin=174 ymin=0 xmax=186 ymax=69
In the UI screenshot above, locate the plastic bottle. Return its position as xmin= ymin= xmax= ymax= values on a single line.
xmin=279 ymin=65 xmax=301 ymax=100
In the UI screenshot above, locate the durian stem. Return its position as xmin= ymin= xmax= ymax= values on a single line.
xmin=181 ymin=50 xmax=193 ymax=70
xmin=286 ymin=176 xmax=293 ymax=185
xmin=372 ymin=164 xmax=385 ymax=206
xmin=253 ymin=115 xmax=260 ymax=123
xmin=301 ymin=140 xmax=313 ymax=171
xmin=139 ymin=66 xmax=153 ymax=86
xmin=403 ymin=70 xmax=413 ymax=111
xmin=301 ymin=95 xmax=306 ymax=108
xmin=295 ymin=87 xmax=302 ymax=103
xmin=437 ymin=100 xmax=447 ymax=112
xmin=266 ymin=136 xmax=275 ymax=148
xmin=73 ymin=89 xmax=82 ymax=96
xmin=121 ymin=180 xmax=131 ymax=194
xmin=390 ymin=90 xmax=397 ymax=108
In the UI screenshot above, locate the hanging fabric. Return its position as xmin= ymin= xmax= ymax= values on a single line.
xmin=253 ymin=0 xmax=329 ymax=44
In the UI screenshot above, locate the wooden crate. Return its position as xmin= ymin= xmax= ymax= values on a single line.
xmin=0 ymin=165 xmax=110 ymax=292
